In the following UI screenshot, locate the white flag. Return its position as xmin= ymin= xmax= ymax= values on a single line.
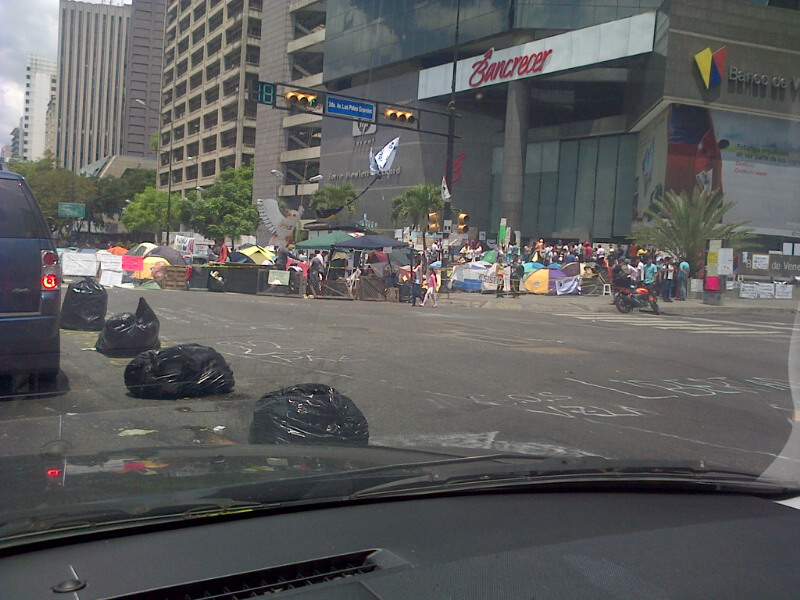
xmin=370 ymin=137 xmax=399 ymax=175
xmin=441 ymin=176 xmax=451 ymax=200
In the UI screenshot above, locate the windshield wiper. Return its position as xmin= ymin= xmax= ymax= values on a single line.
xmin=347 ymin=460 xmax=800 ymax=499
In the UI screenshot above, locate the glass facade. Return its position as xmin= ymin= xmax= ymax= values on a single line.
xmin=325 ymin=0 xmax=666 ymax=83
xmin=490 ymin=134 xmax=636 ymax=240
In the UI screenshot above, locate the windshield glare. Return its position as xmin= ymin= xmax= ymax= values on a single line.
xmin=0 ymin=0 xmax=798 ymax=542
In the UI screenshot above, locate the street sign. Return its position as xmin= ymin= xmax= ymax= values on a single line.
xmin=250 ymin=81 xmax=275 ymax=105
xmin=58 ymin=202 xmax=85 ymax=218
xmin=325 ymin=95 xmax=376 ymax=121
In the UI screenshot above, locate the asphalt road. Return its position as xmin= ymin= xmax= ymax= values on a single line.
xmin=0 ymin=287 xmax=797 ymax=477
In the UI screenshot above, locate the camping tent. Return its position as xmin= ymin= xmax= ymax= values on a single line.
xmin=238 ymin=245 xmax=275 ymax=264
xmin=523 ymin=267 xmax=580 ymax=295
xmin=129 ymin=242 xmax=158 ymax=256
xmin=146 ymin=246 xmax=187 ymax=266
xmin=295 ymin=230 xmax=355 ymax=250
xmin=450 ymin=261 xmax=493 ymax=292
xmin=131 ymin=256 xmax=169 ymax=280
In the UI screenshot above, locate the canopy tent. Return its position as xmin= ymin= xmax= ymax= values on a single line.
xmin=129 ymin=242 xmax=158 ymax=256
xmin=331 ymin=234 xmax=408 ymax=251
xmin=295 ymin=230 xmax=355 ymax=250
xmin=146 ymin=246 xmax=187 ymax=266
xmin=238 ymin=244 xmax=275 ymax=264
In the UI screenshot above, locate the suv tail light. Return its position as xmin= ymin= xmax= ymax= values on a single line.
xmin=41 ymin=250 xmax=60 ymax=291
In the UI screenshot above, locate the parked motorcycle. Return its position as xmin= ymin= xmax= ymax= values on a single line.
xmin=614 ymin=285 xmax=660 ymax=315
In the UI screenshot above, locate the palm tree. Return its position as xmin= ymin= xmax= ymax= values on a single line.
xmin=309 ymin=183 xmax=358 ymax=217
xmin=390 ymin=183 xmax=443 ymax=251
xmin=631 ymin=187 xmax=753 ymax=275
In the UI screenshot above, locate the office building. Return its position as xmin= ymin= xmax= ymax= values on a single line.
xmin=9 ymin=123 xmax=21 ymax=158
xmin=122 ymin=0 xmax=167 ymax=158
xmin=319 ymin=0 xmax=800 ymax=246
xmin=157 ymin=0 xmax=262 ymax=196
xmin=21 ymin=55 xmax=57 ymax=161
xmin=55 ymin=0 xmax=131 ymax=172
xmin=252 ymin=0 xmax=325 ymax=205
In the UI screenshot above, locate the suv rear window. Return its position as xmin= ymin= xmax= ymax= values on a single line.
xmin=0 ymin=178 xmax=51 ymax=239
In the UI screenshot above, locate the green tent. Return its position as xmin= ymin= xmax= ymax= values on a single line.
xmin=295 ymin=230 xmax=355 ymax=250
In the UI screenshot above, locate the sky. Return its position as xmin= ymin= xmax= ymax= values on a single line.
xmin=0 ymin=0 xmax=130 ymax=150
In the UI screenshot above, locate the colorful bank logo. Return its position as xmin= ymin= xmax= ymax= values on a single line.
xmin=694 ymin=46 xmax=727 ymax=90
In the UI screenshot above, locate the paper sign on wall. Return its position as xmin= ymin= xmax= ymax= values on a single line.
xmin=775 ymin=284 xmax=793 ymax=299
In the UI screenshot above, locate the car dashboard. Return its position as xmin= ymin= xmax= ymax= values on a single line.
xmin=3 ymin=490 xmax=800 ymax=599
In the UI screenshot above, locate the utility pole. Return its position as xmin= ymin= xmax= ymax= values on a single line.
xmin=443 ymin=0 xmax=461 ymax=269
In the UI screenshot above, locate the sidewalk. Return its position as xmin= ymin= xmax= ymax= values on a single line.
xmin=435 ymin=290 xmax=799 ymax=315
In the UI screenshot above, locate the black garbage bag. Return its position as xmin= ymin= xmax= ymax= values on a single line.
xmin=249 ymin=383 xmax=369 ymax=446
xmin=208 ymin=269 xmax=226 ymax=292
xmin=95 ymin=297 xmax=161 ymax=356
xmin=124 ymin=344 xmax=235 ymax=399
xmin=60 ymin=277 xmax=108 ymax=331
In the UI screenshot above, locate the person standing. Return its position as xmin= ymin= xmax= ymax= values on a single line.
xmin=410 ymin=258 xmax=424 ymax=306
xmin=212 ymin=238 xmax=229 ymax=263
xmin=512 ymin=256 xmax=524 ymax=297
xmin=643 ymin=257 xmax=658 ymax=293
xmin=662 ymin=257 xmax=675 ymax=302
xmin=309 ymin=250 xmax=325 ymax=296
xmin=420 ymin=268 xmax=439 ymax=308
xmin=677 ymin=257 xmax=690 ymax=300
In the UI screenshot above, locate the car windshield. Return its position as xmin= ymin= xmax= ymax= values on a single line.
xmin=0 ymin=0 xmax=798 ymax=545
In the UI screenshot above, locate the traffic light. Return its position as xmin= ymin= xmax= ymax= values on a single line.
xmin=384 ymin=107 xmax=416 ymax=123
xmin=285 ymin=90 xmax=318 ymax=108
xmin=428 ymin=211 xmax=440 ymax=234
xmin=457 ymin=212 xmax=469 ymax=234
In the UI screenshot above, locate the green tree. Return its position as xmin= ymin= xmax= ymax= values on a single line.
xmin=9 ymin=154 xmax=97 ymax=237
xmin=631 ymin=187 xmax=753 ymax=275
xmin=121 ymin=186 xmax=182 ymax=238
xmin=309 ymin=182 xmax=358 ymax=216
xmin=390 ymin=183 xmax=443 ymax=250
xmin=184 ymin=164 xmax=259 ymax=242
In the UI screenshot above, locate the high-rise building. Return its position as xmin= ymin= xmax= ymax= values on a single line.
xmin=122 ymin=0 xmax=167 ymax=158
xmin=10 ymin=121 xmax=22 ymax=157
xmin=252 ymin=1 xmax=325 ymax=205
xmin=21 ymin=55 xmax=57 ymax=162
xmin=55 ymin=0 xmax=131 ymax=172
xmin=157 ymin=0 xmax=262 ymax=196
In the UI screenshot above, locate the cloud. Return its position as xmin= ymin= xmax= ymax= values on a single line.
xmin=0 ymin=0 xmax=59 ymax=148
xmin=0 ymin=0 xmax=132 ymax=150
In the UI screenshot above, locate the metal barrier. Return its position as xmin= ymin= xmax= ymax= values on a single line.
xmin=316 ymin=278 xmax=354 ymax=300
xmin=257 ymin=269 xmax=305 ymax=297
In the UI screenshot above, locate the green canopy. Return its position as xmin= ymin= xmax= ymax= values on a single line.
xmin=295 ymin=230 xmax=355 ymax=250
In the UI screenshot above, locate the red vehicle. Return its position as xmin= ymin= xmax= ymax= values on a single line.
xmin=614 ymin=284 xmax=660 ymax=315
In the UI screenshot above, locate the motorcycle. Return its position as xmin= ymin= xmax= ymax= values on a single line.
xmin=614 ymin=284 xmax=660 ymax=315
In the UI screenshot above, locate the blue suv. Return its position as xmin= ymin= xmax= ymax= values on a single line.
xmin=0 ymin=169 xmax=61 ymax=379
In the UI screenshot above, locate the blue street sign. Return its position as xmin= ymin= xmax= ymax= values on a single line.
xmin=325 ymin=95 xmax=376 ymax=121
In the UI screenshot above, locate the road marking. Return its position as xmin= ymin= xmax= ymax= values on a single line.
xmin=555 ymin=314 xmax=791 ymax=337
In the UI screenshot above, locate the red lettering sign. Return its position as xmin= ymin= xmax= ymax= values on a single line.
xmin=468 ymin=47 xmax=553 ymax=88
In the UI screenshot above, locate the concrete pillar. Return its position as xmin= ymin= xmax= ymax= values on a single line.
xmin=499 ymin=79 xmax=529 ymax=236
